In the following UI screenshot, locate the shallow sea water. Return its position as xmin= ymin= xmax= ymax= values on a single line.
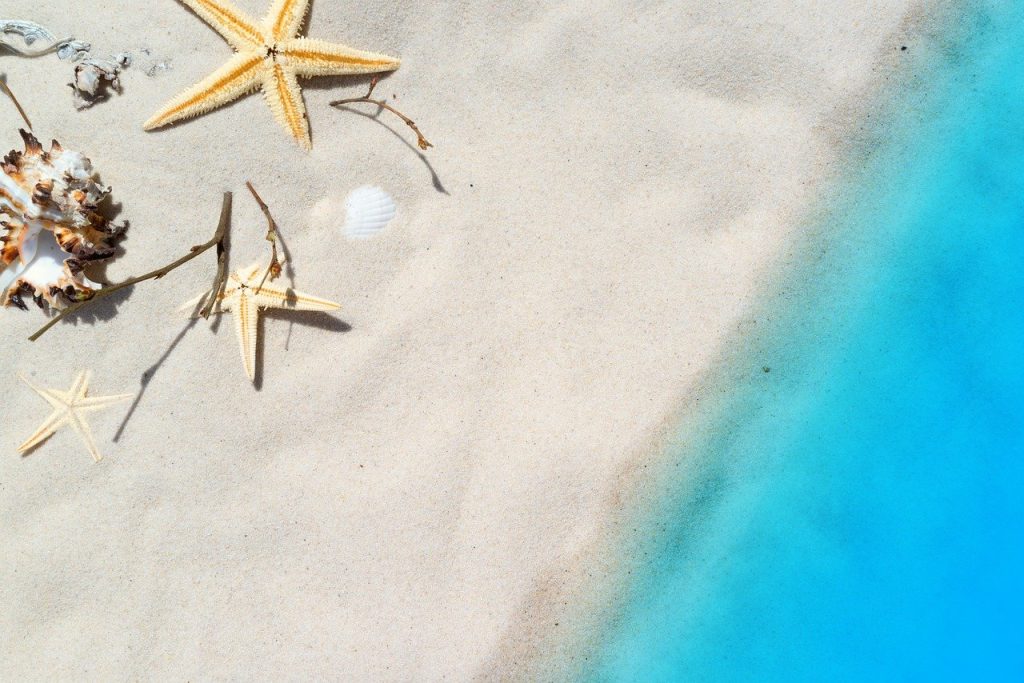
xmin=587 ymin=4 xmax=1024 ymax=680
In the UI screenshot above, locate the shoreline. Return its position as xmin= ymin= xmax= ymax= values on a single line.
xmin=482 ymin=1 xmax=964 ymax=678
xmin=566 ymin=2 xmax=1022 ymax=677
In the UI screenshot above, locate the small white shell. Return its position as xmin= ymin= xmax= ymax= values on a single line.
xmin=343 ymin=186 xmax=396 ymax=240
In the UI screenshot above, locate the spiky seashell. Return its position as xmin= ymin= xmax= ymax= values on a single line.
xmin=0 ymin=129 xmax=124 ymax=310
xmin=343 ymin=186 xmax=396 ymax=240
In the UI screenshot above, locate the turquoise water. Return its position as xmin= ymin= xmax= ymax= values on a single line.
xmin=588 ymin=5 xmax=1024 ymax=681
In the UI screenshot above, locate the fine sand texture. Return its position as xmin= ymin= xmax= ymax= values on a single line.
xmin=1 ymin=0 xmax=940 ymax=679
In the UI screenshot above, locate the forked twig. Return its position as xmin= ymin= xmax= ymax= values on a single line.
xmin=0 ymin=75 xmax=32 ymax=129
xmin=245 ymin=181 xmax=283 ymax=293
xmin=330 ymin=77 xmax=433 ymax=151
xmin=29 ymin=192 xmax=233 ymax=341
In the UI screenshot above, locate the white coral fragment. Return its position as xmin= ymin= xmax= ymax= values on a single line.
xmin=0 ymin=19 xmax=89 ymax=59
xmin=70 ymin=53 xmax=131 ymax=110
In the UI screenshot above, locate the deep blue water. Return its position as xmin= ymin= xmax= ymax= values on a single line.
xmin=588 ymin=5 xmax=1024 ymax=681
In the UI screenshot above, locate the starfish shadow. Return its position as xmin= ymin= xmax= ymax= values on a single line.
xmin=254 ymin=310 xmax=351 ymax=391
xmin=18 ymin=436 xmax=53 ymax=457
xmin=303 ymin=70 xmax=382 ymax=93
xmin=302 ymin=0 xmax=317 ymax=33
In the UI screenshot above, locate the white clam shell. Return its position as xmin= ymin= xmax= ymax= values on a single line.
xmin=343 ymin=186 xmax=396 ymax=240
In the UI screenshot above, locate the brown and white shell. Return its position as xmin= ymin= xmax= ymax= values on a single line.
xmin=0 ymin=129 xmax=124 ymax=310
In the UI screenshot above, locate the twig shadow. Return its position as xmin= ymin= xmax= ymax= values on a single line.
xmin=113 ymin=318 xmax=197 ymax=442
xmin=332 ymin=106 xmax=448 ymax=195
xmin=304 ymin=71 xmax=387 ymax=149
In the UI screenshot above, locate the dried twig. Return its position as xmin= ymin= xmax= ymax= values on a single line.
xmin=245 ymin=181 xmax=283 ymax=293
xmin=198 ymin=193 xmax=232 ymax=319
xmin=29 ymin=192 xmax=233 ymax=341
xmin=330 ymin=77 xmax=433 ymax=151
xmin=0 ymin=75 xmax=32 ymax=129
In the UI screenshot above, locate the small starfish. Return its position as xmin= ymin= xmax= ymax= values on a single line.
xmin=144 ymin=0 xmax=401 ymax=150
xmin=18 ymin=371 xmax=130 ymax=463
xmin=183 ymin=262 xmax=341 ymax=381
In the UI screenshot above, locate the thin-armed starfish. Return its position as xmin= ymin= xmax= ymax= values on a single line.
xmin=18 ymin=371 xmax=130 ymax=463
xmin=144 ymin=0 xmax=401 ymax=150
xmin=183 ymin=262 xmax=341 ymax=381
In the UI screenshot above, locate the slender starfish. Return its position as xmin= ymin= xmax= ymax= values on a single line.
xmin=182 ymin=262 xmax=341 ymax=381
xmin=18 ymin=371 xmax=131 ymax=463
xmin=144 ymin=0 xmax=401 ymax=150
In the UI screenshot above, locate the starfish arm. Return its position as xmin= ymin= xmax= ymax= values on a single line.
xmin=262 ymin=64 xmax=312 ymax=151
xmin=19 ymin=374 xmax=71 ymax=410
xmin=239 ymin=263 xmax=265 ymax=281
xmin=17 ymin=409 xmax=68 ymax=454
xmin=256 ymin=286 xmax=341 ymax=312
xmin=178 ymin=0 xmax=264 ymax=50
xmin=264 ymin=0 xmax=311 ymax=42
xmin=68 ymin=411 xmax=104 ymax=463
xmin=70 ymin=370 xmax=91 ymax=398
xmin=77 ymin=393 xmax=133 ymax=411
xmin=279 ymin=37 xmax=401 ymax=77
xmin=233 ymin=293 xmax=259 ymax=381
xmin=144 ymin=52 xmax=265 ymax=130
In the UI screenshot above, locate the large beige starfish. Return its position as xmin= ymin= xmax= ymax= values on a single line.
xmin=144 ymin=0 xmax=400 ymax=150
xmin=183 ymin=262 xmax=341 ymax=381
xmin=18 ymin=371 xmax=130 ymax=463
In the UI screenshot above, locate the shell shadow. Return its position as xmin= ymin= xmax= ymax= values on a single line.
xmin=54 ymin=180 xmax=131 ymax=323
xmin=59 ymin=282 xmax=132 ymax=327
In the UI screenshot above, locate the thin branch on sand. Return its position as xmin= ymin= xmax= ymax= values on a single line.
xmin=29 ymin=192 xmax=233 ymax=341
xmin=330 ymin=77 xmax=433 ymax=151
xmin=0 ymin=75 xmax=32 ymax=129
xmin=245 ymin=181 xmax=283 ymax=294
xmin=198 ymin=193 xmax=232 ymax=319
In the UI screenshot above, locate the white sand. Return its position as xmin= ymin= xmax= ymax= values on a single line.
xmin=1 ymin=0 xmax=943 ymax=678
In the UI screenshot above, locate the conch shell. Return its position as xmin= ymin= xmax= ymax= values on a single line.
xmin=0 ymin=129 xmax=124 ymax=310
